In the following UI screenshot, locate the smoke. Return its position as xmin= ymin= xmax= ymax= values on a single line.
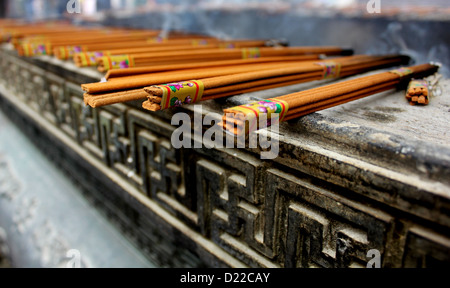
xmin=8 ymin=1 xmax=447 ymax=76
xmin=369 ymin=22 xmax=450 ymax=77
xmin=158 ymin=0 xmax=238 ymax=40
xmin=427 ymin=44 xmax=449 ymax=77
xmin=147 ymin=3 xmax=450 ymax=77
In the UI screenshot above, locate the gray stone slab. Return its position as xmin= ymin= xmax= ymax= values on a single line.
xmin=1 ymin=43 xmax=449 ymax=268
xmin=0 ymin=107 xmax=157 ymax=268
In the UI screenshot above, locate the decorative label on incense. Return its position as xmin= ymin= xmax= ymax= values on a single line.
xmin=242 ymin=48 xmax=261 ymax=59
xmin=58 ymin=46 xmax=85 ymax=60
xmin=390 ymin=68 xmax=413 ymax=77
xmin=22 ymin=43 xmax=49 ymax=56
xmin=78 ymin=52 xmax=110 ymax=67
xmin=227 ymin=99 xmax=289 ymax=134
xmin=148 ymin=36 xmax=168 ymax=43
xmin=156 ymin=80 xmax=205 ymax=110
xmin=406 ymin=79 xmax=430 ymax=105
xmin=220 ymin=43 xmax=236 ymax=49
xmin=191 ymin=39 xmax=209 ymax=46
xmin=101 ymin=55 xmax=135 ymax=70
xmin=2 ymin=33 xmax=11 ymax=43
xmin=315 ymin=62 xmax=341 ymax=79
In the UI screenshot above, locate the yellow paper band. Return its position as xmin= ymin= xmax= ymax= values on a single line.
xmin=78 ymin=51 xmax=110 ymax=67
xmin=407 ymin=79 xmax=429 ymax=91
xmin=219 ymin=42 xmax=236 ymax=49
xmin=227 ymin=98 xmax=289 ymax=134
xmin=2 ymin=33 xmax=11 ymax=43
xmin=58 ymin=47 xmax=69 ymax=60
xmin=101 ymin=55 xmax=135 ymax=71
xmin=45 ymin=43 xmax=53 ymax=55
xmin=242 ymin=48 xmax=261 ymax=59
xmin=191 ymin=39 xmax=209 ymax=46
xmin=148 ymin=36 xmax=168 ymax=43
xmin=22 ymin=44 xmax=33 ymax=56
xmin=156 ymin=81 xmax=205 ymax=110
xmin=22 ymin=42 xmax=48 ymax=56
xmin=390 ymin=68 xmax=413 ymax=77
xmin=315 ymin=61 xmax=342 ymax=79
xmin=58 ymin=46 xmax=86 ymax=60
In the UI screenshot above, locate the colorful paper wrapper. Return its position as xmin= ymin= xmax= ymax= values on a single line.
xmin=192 ymin=39 xmax=209 ymax=46
xmin=57 ymin=46 xmax=86 ymax=60
xmin=315 ymin=61 xmax=342 ymax=79
xmin=100 ymin=55 xmax=135 ymax=70
xmin=242 ymin=48 xmax=261 ymax=59
xmin=226 ymin=99 xmax=289 ymax=134
xmin=22 ymin=42 xmax=50 ymax=57
xmin=77 ymin=51 xmax=110 ymax=67
xmin=148 ymin=36 xmax=168 ymax=43
xmin=153 ymin=80 xmax=205 ymax=110
xmin=219 ymin=43 xmax=236 ymax=49
xmin=390 ymin=68 xmax=413 ymax=77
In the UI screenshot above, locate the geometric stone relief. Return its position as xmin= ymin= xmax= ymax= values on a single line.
xmin=65 ymin=82 xmax=89 ymax=144
xmin=79 ymin=101 xmax=103 ymax=160
xmin=194 ymin=148 xmax=270 ymax=267
xmin=44 ymin=72 xmax=65 ymax=125
xmin=1 ymin=49 xmax=450 ymax=268
xmin=402 ymin=226 xmax=450 ymax=268
xmin=264 ymin=169 xmax=393 ymax=268
xmin=15 ymin=65 xmax=32 ymax=102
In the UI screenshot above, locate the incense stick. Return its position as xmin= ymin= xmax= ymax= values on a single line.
xmin=95 ymin=46 xmax=350 ymax=72
xmin=220 ymin=63 xmax=439 ymax=135
xmin=141 ymin=55 xmax=409 ymax=111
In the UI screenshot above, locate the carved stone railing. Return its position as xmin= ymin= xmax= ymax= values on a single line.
xmin=1 ymin=46 xmax=449 ymax=268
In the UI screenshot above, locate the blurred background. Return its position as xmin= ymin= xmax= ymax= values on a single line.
xmin=1 ymin=0 xmax=449 ymax=76
xmin=2 ymin=0 xmax=450 ymax=21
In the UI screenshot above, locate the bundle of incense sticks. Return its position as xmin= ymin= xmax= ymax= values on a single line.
xmin=71 ymin=39 xmax=284 ymax=67
xmin=56 ymin=34 xmax=228 ymax=61
xmin=82 ymin=55 xmax=324 ymax=107
xmin=141 ymin=54 xmax=410 ymax=111
xmin=17 ymin=29 xmax=162 ymax=57
xmin=83 ymin=54 xmax=407 ymax=109
xmin=219 ymin=63 xmax=439 ymax=135
xmin=8 ymin=25 xmax=132 ymax=48
xmin=406 ymin=79 xmax=430 ymax=105
xmin=95 ymin=46 xmax=351 ymax=72
xmin=83 ymin=53 xmax=362 ymax=107
xmin=405 ymin=74 xmax=442 ymax=105
xmin=82 ymin=51 xmax=352 ymax=94
xmin=104 ymin=55 xmax=320 ymax=80
xmin=0 ymin=21 xmax=88 ymax=44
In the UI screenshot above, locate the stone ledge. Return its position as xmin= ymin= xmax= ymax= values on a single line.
xmin=1 ymin=47 xmax=449 ymax=267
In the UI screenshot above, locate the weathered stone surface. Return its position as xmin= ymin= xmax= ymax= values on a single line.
xmin=0 ymin=46 xmax=449 ymax=268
